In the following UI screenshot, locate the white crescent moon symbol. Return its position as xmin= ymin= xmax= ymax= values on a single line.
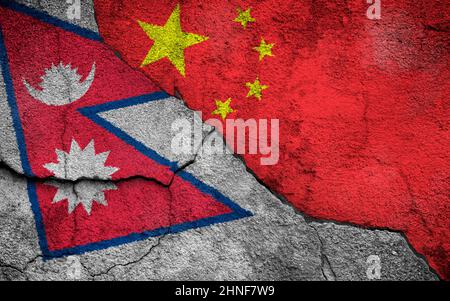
xmin=23 ymin=62 xmax=96 ymax=106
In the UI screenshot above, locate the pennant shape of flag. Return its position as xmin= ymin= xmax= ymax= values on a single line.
xmin=93 ymin=0 xmax=450 ymax=279
xmin=0 ymin=2 xmax=251 ymax=258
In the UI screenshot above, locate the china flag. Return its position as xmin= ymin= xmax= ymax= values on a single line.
xmin=94 ymin=0 xmax=450 ymax=279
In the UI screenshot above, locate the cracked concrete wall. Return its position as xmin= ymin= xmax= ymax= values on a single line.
xmin=0 ymin=0 xmax=440 ymax=281
xmin=92 ymin=0 xmax=450 ymax=280
xmin=0 ymin=143 xmax=438 ymax=280
xmin=98 ymin=96 xmax=212 ymax=169
xmin=310 ymin=222 xmax=438 ymax=281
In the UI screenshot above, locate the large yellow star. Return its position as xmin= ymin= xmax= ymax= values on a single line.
xmin=233 ymin=8 xmax=255 ymax=29
xmin=212 ymin=98 xmax=235 ymax=120
xmin=254 ymin=38 xmax=274 ymax=61
xmin=246 ymin=78 xmax=268 ymax=100
xmin=138 ymin=4 xmax=208 ymax=76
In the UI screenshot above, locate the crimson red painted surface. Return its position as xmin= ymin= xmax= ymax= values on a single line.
xmin=94 ymin=0 xmax=450 ymax=278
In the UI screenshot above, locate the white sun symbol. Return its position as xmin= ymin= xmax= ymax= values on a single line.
xmin=44 ymin=139 xmax=119 ymax=215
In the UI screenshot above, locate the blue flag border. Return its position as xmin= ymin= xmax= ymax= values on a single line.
xmin=0 ymin=1 xmax=252 ymax=259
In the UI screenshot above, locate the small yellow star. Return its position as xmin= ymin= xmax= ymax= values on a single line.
xmin=233 ymin=8 xmax=255 ymax=29
xmin=212 ymin=98 xmax=235 ymax=120
xmin=246 ymin=78 xmax=268 ymax=100
xmin=138 ymin=4 xmax=208 ymax=76
xmin=254 ymin=38 xmax=274 ymax=61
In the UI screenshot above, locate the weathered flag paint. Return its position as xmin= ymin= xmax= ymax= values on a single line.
xmin=0 ymin=2 xmax=251 ymax=258
xmin=93 ymin=0 xmax=450 ymax=279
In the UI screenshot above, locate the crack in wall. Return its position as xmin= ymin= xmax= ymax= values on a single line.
xmin=309 ymin=223 xmax=336 ymax=281
xmin=87 ymin=235 xmax=165 ymax=280
xmin=0 ymin=122 xmax=211 ymax=280
xmin=0 ymin=2 xmax=442 ymax=279
xmin=0 ymin=89 xmax=440 ymax=280
xmin=194 ymin=130 xmax=442 ymax=279
xmin=80 ymin=12 xmax=429 ymax=251
xmin=0 ymin=262 xmax=25 ymax=278
xmin=0 ymin=127 xmax=441 ymax=280
xmin=0 ymin=254 xmax=42 ymax=281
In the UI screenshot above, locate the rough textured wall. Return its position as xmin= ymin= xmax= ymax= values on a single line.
xmin=0 ymin=0 xmax=445 ymax=280
xmin=93 ymin=0 xmax=449 ymax=279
